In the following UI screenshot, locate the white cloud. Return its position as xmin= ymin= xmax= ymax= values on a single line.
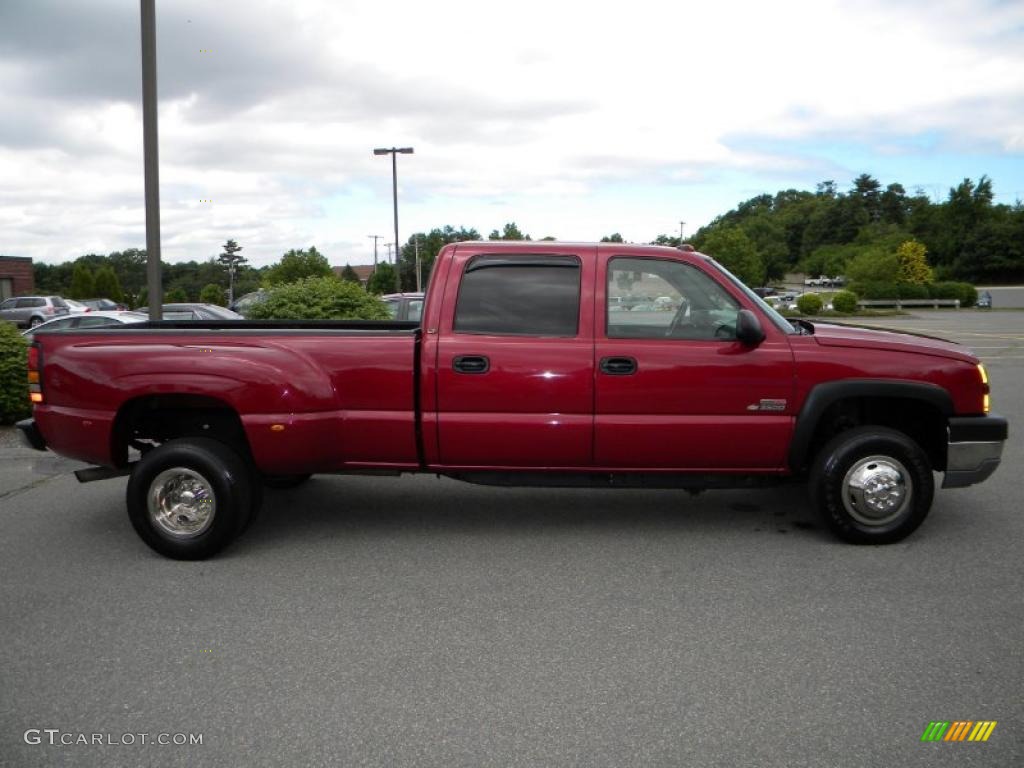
xmin=1 ymin=0 xmax=1022 ymax=266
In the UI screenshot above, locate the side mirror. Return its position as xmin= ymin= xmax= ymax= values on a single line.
xmin=736 ymin=309 xmax=765 ymax=346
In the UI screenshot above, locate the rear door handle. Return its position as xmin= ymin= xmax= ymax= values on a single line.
xmin=600 ymin=356 xmax=637 ymax=375
xmin=453 ymin=355 xmax=490 ymax=374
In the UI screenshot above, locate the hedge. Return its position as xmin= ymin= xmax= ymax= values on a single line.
xmin=0 ymin=322 xmax=30 ymax=425
xmin=851 ymin=280 xmax=976 ymax=306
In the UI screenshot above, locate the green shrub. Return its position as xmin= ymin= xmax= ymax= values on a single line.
xmin=249 ymin=277 xmax=390 ymax=320
xmin=852 ymin=281 xmax=898 ymax=299
xmin=0 ymin=322 xmax=30 ymax=425
xmin=928 ymin=282 xmax=962 ymax=300
xmin=831 ymin=290 xmax=859 ymax=313
xmin=954 ymin=282 xmax=977 ymax=308
xmin=895 ymin=282 xmax=929 ymax=299
xmin=797 ymin=293 xmax=824 ymax=315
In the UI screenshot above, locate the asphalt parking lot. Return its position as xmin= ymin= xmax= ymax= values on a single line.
xmin=1 ymin=310 xmax=1021 ymax=767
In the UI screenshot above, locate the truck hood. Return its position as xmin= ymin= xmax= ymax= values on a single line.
xmin=810 ymin=322 xmax=977 ymax=363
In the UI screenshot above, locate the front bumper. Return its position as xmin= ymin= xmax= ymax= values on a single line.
xmin=943 ymin=414 xmax=1008 ymax=488
xmin=16 ymin=418 xmax=47 ymax=452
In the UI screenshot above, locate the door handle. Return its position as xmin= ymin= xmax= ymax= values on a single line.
xmin=600 ymin=356 xmax=637 ymax=375
xmin=453 ymin=355 xmax=490 ymax=374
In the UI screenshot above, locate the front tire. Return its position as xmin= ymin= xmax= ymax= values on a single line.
xmin=810 ymin=426 xmax=934 ymax=544
xmin=127 ymin=438 xmax=256 ymax=559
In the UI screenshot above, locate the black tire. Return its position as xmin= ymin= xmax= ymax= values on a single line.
xmin=29 ymin=316 xmax=44 ymax=328
xmin=126 ymin=438 xmax=256 ymax=559
xmin=810 ymin=426 xmax=934 ymax=544
xmin=262 ymin=473 xmax=312 ymax=489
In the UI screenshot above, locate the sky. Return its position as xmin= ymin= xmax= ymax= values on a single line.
xmin=1 ymin=0 xmax=1023 ymax=268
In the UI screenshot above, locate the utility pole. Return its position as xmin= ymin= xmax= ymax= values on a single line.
xmin=384 ymin=243 xmax=393 ymax=264
xmin=368 ymin=235 xmax=382 ymax=273
xmin=140 ymin=0 xmax=162 ymax=319
xmin=679 ymin=220 xmax=686 ymax=245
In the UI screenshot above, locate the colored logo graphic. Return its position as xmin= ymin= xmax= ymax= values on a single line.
xmin=921 ymin=721 xmax=997 ymax=742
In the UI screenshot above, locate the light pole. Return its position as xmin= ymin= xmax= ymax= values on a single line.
xmin=140 ymin=0 xmax=162 ymax=319
xmin=679 ymin=220 xmax=686 ymax=245
xmin=373 ymin=146 xmax=413 ymax=291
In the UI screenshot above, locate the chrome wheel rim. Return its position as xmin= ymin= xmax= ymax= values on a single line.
xmin=841 ymin=455 xmax=912 ymax=526
xmin=148 ymin=467 xmax=216 ymax=538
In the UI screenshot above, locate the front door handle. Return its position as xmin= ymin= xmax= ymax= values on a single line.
xmin=600 ymin=356 xmax=637 ymax=375
xmin=453 ymin=355 xmax=490 ymax=374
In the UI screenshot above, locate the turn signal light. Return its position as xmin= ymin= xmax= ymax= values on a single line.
xmin=977 ymin=363 xmax=990 ymax=413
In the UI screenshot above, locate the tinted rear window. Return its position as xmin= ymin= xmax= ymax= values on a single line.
xmin=454 ymin=256 xmax=580 ymax=336
xmin=51 ymin=297 xmax=68 ymax=308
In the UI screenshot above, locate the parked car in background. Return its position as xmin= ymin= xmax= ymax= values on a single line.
xmin=81 ymin=298 xmax=128 ymax=312
xmin=21 ymin=311 xmax=147 ymax=341
xmin=64 ymin=299 xmax=92 ymax=314
xmin=161 ymin=303 xmax=244 ymax=321
xmin=976 ymin=290 xmax=993 ymax=309
xmin=229 ymin=291 xmax=267 ymax=318
xmin=0 ymin=296 xmax=70 ymax=328
xmin=380 ymin=292 xmax=425 ymax=322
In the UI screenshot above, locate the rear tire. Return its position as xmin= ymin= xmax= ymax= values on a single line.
xmin=29 ymin=316 xmax=44 ymax=328
xmin=126 ymin=438 xmax=256 ymax=559
xmin=810 ymin=426 xmax=934 ymax=544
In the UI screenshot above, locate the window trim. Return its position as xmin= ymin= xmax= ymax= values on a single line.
xmin=453 ymin=254 xmax=583 ymax=338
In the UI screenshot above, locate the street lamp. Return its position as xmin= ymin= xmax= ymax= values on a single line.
xmin=373 ymin=146 xmax=413 ymax=291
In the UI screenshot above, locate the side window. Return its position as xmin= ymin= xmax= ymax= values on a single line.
xmin=607 ymin=257 xmax=740 ymax=340
xmin=0 ymin=298 xmax=15 ymax=310
xmin=454 ymin=256 xmax=580 ymax=336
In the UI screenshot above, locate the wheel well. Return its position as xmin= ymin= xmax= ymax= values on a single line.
xmin=803 ymin=397 xmax=947 ymax=472
xmin=111 ymin=395 xmax=251 ymax=466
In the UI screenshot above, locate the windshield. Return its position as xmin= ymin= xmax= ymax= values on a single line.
xmin=706 ymin=258 xmax=795 ymax=335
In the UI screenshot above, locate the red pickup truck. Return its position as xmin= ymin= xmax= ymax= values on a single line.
xmin=19 ymin=242 xmax=1007 ymax=559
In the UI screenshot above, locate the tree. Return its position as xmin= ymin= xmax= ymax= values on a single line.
xmin=397 ymin=225 xmax=480 ymax=292
xmin=366 ymin=263 xmax=396 ymax=295
xmin=488 ymin=222 xmax=529 ymax=241
xmin=165 ymin=286 xmax=189 ymax=303
xmin=700 ymin=227 xmax=765 ymax=286
xmin=339 ymin=264 xmax=361 ymax=283
xmin=68 ymin=263 xmax=96 ymax=299
xmin=896 ymin=240 xmax=933 ymax=284
xmin=217 ymin=239 xmax=246 ymax=304
xmin=265 ymin=246 xmax=333 ymax=285
xmin=845 ymin=248 xmax=899 ymax=284
xmin=199 ymin=283 xmax=225 ymax=305
xmin=600 ymin=233 xmax=625 ymax=243
xmin=93 ymin=266 xmax=124 ymax=303
xmin=248 ymin=277 xmax=390 ymax=320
